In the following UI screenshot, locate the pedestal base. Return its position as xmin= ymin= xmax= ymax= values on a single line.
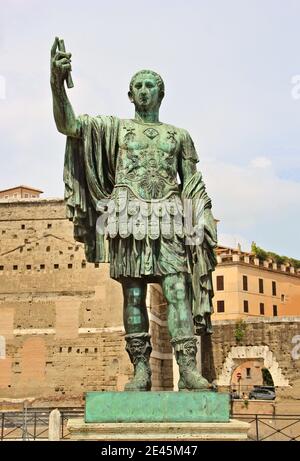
xmin=85 ymin=391 xmax=229 ymax=423
xmin=67 ymin=418 xmax=250 ymax=441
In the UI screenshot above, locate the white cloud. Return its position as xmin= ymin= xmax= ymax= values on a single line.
xmin=201 ymin=158 xmax=300 ymax=257
xmin=250 ymin=156 xmax=272 ymax=169
xmin=217 ymin=233 xmax=252 ymax=252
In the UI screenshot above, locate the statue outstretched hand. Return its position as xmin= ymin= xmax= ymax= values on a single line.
xmin=50 ymin=37 xmax=73 ymax=88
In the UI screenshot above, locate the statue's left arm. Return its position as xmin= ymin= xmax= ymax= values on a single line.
xmin=178 ymin=130 xmax=198 ymax=187
xmin=179 ymin=130 xmax=217 ymax=335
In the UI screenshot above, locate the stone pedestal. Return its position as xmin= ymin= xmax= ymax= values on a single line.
xmin=85 ymin=391 xmax=229 ymax=423
xmin=67 ymin=419 xmax=250 ymax=441
xmin=67 ymin=391 xmax=250 ymax=441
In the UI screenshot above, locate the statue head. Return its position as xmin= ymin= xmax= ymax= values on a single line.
xmin=128 ymin=70 xmax=165 ymax=111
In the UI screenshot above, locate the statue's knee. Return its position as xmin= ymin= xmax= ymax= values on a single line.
xmin=126 ymin=286 xmax=145 ymax=307
xmin=163 ymin=274 xmax=186 ymax=304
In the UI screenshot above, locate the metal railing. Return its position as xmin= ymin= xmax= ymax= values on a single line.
xmin=232 ymin=414 xmax=300 ymax=441
xmin=0 ymin=408 xmax=84 ymax=441
xmin=1 ymin=408 xmax=299 ymax=441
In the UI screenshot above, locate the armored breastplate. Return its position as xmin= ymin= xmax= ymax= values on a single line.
xmin=115 ymin=120 xmax=181 ymax=200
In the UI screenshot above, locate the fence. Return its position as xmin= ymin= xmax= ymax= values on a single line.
xmin=1 ymin=408 xmax=300 ymax=441
xmin=0 ymin=408 xmax=84 ymax=441
xmin=232 ymin=413 xmax=300 ymax=441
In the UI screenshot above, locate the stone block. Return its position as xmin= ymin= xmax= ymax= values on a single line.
xmin=85 ymin=391 xmax=230 ymax=423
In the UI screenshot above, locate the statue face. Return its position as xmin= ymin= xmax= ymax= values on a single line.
xmin=129 ymin=74 xmax=161 ymax=111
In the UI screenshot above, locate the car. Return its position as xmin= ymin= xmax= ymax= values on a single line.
xmin=249 ymin=388 xmax=276 ymax=400
xmin=230 ymin=390 xmax=240 ymax=400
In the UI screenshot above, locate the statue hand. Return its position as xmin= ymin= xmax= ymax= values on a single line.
xmin=50 ymin=37 xmax=72 ymax=87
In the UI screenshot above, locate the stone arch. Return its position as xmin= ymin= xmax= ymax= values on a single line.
xmin=0 ymin=335 xmax=5 ymax=358
xmin=217 ymin=345 xmax=289 ymax=387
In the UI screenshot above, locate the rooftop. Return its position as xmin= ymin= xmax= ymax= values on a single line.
xmin=0 ymin=185 xmax=43 ymax=194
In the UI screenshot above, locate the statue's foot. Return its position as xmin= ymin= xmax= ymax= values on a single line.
xmin=124 ymin=364 xmax=151 ymax=391
xmin=178 ymin=369 xmax=210 ymax=391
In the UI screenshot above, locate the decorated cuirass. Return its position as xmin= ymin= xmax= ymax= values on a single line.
xmin=115 ymin=119 xmax=181 ymax=200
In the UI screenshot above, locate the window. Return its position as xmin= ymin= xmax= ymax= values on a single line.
xmin=31 ymin=194 xmax=36 ymax=198
xmin=260 ymin=303 xmax=265 ymax=315
xmin=273 ymin=305 xmax=278 ymax=317
xmin=13 ymin=193 xmax=17 ymax=198
xmin=13 ymin=265 xmax=18 ymax=270
xmin=54 ymin=264 xmax=59 ymax=269
xmin=246 ymin=368 xmax=251 ymax=378
xmin=24 ymin=194 xmax=29 ymax=198
xmin=94 ymin=263 xmax=100 ymax=268
xmin=281 ymin=294 xmax=285 ymax=302
xmin=272 ymin=281 xmax=277 ymax=296
xmin=0 ymin=266 xmax=4 ymax=271
xmin=46 ymin=246 xmax=50 ymax=252
xmin=40 ymin=264 xmax=45 ymax=270
xmin=243 ymin=300 xmax=249 ymax=313
xmin=4 ymin=195 xmax=8 ymax=199
xmin=243 ymin=275 xmax=248 ymax=291
xmin=81 ymin=261 xmax=86 ymax=269
xmin=26 ymin=265 xmax=31 ymax=270
xmin=216 ymin=275 xmax=224 ymax=291
xmin=21 ymin=224 xmax=25 ymax=230
xmin=217 ymin=300 xmax=225 ymax=312
xmin=259 ymin=278 xmax=264 ymax=294
xmin=68 ymin=264 xmax=73 ymax=269
xmin=47 ymin=223 xmax=52 ymax=229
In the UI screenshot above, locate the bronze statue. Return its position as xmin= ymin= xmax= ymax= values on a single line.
xmin=50 ymin=37 xmax=217 ymax=392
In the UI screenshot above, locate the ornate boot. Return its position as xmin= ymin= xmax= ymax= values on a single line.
xmin=124 ymin=332 xmax=152 ymax=391
xmin=171 ymin=336 xmax=210 ymax=391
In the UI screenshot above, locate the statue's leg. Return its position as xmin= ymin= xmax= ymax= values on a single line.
xmin=120 ymin=277 xmax=152 ymax=391
xmin=161 ymin=273 xmax=209 ymax=390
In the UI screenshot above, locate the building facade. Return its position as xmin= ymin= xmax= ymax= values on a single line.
xmin=0 ymin=185 xmax=43 ymax=200
xmin=212 ymin=246 xmax=300 ymax=320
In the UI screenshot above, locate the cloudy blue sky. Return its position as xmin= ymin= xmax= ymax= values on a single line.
xmin=1 ymin=0 xmax=300 ymax=257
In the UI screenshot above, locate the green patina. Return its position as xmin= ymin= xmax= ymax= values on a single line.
xmin=51 ymin=37 xmax=217 ymax=392
xmin=85 ymin=391 xmax=230 ymax=423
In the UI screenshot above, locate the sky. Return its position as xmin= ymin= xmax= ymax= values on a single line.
xmin=0 ymin=0 xmax=300 ymax=258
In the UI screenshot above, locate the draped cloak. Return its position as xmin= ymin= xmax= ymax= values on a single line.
xmin=63 ymin=114 xmax=217 ymax=334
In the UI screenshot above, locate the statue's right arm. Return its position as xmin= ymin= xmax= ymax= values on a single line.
xmin=50 ymin=38 xmax=80 ymax=138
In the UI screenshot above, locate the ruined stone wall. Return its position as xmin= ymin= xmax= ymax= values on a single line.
xmin=0 ymin=200 xmax=173 ymax=407
xmin=202 ymin=318 xmax=300 ymax=400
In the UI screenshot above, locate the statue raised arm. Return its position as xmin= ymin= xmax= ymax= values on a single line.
xmin=50 ymin=37 xmax=78 ymax=137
